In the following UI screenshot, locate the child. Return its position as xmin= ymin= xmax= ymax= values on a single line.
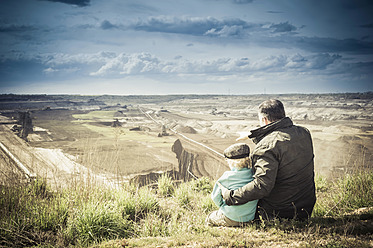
xmin=205 ymin=143 xmax=258 ymax=227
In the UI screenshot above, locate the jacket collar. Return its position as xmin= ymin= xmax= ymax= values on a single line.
xmin=249 ymin=117 xmax=293 ymax=144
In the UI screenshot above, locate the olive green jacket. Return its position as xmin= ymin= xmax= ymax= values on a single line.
xmin=224 ymin=117 xmax=316 ymax=219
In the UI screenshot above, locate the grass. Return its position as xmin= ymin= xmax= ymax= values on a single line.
xmin=313 ymin=171 xmax=373 ymax=218
xmin=1 ymin=171 xmax=372 ymax=247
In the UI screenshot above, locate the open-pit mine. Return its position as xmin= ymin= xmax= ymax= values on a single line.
xmin=1 ymin=93 xmax=372 ymax=188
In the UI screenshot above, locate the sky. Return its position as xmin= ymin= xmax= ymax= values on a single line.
xmin=0 ymin=0 xmax=372 ymax=95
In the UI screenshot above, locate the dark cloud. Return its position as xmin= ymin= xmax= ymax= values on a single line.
xmin=0 ymin=55 xmax=45 ymax=83
xmin=41 ymin=0 xmax=90 ymax=7
xmin=100 ymin=20 xmax=119 ymax=30
xmin=250 ymin=53 xmax=341 ymax=72
xmin=296 ymin=37 xmax=373 ymax=54
xmin=77 ymin=24 xmax=95 ymax=29
xmin=232 ymin=0 xmax=254 ymax=4
xmin=254 ymin=33 xmax=373 ymax=54
xmin=89 ymin=52 xmax=368 ymax=78
xmin=267 ymin=11 xmax=283 ymax=14
xmin=0 ymin=24 xmax=36 ymax=33
xmin=270 ymin=22 xmax=297 ymax=33
xmin=360 ymin=23 xmax=373 ymax=28
xmin=361 ymin=35 xmax=370 ymax=40
xmin=340 ymin=0 xmax=373 ymax=10
xmin=0 ymin=51 xmax=370 ymax=90
xmin=0 ymin=52 xmax=109 ymax=83
xmin=127 ymin=3 xmax=158 ymax=14
xmin=130 ymin=16 xmax=259 ymax=37
xmin=304 ymin=53 xmax=342 ymax=70
xmin=348 ymin=61 xmax=373 ymax=75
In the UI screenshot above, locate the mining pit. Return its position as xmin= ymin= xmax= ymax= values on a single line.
xmin=0 ymin=93 xmax=372 ymax=188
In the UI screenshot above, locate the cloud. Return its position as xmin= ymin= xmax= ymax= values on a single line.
xmin=41 ymin=0 xmax=90 ymax=7
xmin=250 ymin=53 xmax=344 ymax=74
xmin=129 ymin=16 xmax=259 ymax=37
xmin=270 ymin=22 xmax=297 ymax=33
xmin=0 ymin=54 xmax=46 ymax=82
xmin=267 ymin=11 xmax=283 ymax=14
xmin=340 ymin=0 xmax=373 ymax=10
xmin=95 ymin=15 xmax=373 ymax=54
xmin=232 ymin=0 xmax=254 ymax=4
xmin=285 ymin=53 xmax=342 ymax=70
xmin=295 ymin=36 xmax=373 ymax=54
xmin=77 ymin=24 xmax=95 ymax=30
xmin=0 ymin=52 xmax=114 ymax=83
xmin=305 ymin=53 xmax=342 ymax=70
xmin=213 ymin=0 xmax=253 ymax=4
xmin=0 ymin=51 xmax=369 ymax=86
xmin=253 ymin=34 xmax=373 ymax=54
xmin=360 ymin=23 xmax=373 ymax=28
xmin=90 ymin=52 xmax=348 ymax=77
xmin=0 ymin=24 xmax=37 ymax=32
xmin=100 ymin=20 xmax=119 ymax=30
xmin=205 ymin=25 xmax=245 ymax=37
xmin=91 ymin=53 xmax=161 ymax=76
xmin=43 ymin=67 xmax=58 ymax=74
xmin=125 ymin=16 xmax=302 ymax=42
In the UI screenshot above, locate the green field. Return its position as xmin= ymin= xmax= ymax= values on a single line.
xmin=1 ymin=171 xmax=372 ymax=247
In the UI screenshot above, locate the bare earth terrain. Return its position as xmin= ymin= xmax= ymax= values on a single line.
xmin=0 ymin=93 xmax=372 ymax=187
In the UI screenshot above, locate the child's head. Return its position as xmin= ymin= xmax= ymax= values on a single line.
xmin=223 ymin=143 xmax=251 ymax=169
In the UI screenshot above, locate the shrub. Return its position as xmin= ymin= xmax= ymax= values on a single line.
xmin=66 ymin=201 xmax=132 ymax=246
xmin=116 ymin=186 xmax=159 ymax=222
xmin=174 ymin=183 xmax=193 ymax=209
xmin=136 ymin=187 xmax=159 ymax=219
xmin=0 ymin=179 xmax=69 ymax=247
xmin=199 ymin=194 xmax=217 ymax=214
xmin=136 ymin=212 xmax=170 ymax=237
xmin=334 ymin=171 xmax=373 ymax=213
xmin=313 ymin=171 xmax=373 ymax=217
xmin=157 ymin=174 xmax=175 ymax=197
xmin=116 ymin=191 xmax=137 ymax=220
xmin=189 ymin=177 xmax=214 ymax=195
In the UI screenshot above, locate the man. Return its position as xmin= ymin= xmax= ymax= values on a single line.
xmin=219 ymin=99 xmax=316 ymax=220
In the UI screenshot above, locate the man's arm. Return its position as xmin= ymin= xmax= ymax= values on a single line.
xmin=222 ymin=147 xmax=279 ymax=205
xmin=211 ymin=182 xmax=224 ymax=207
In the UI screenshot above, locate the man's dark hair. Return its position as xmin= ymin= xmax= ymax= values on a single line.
xmin=258 ymin=99 xmax=286 ymax=122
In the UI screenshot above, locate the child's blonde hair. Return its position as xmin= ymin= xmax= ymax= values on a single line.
xmin=227 ymin=156 xmax=251 ymax=169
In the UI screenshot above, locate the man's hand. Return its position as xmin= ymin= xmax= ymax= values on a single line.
xmin=216 ymin=181 xmax=230 ymax=200
xmin=236 ymin=131 xmax=251 ymax=141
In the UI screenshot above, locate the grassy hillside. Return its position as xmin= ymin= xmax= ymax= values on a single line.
xmin=1 ymin=171 xmax=372 ymax=248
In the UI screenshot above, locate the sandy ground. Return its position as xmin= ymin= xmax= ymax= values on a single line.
xmin=1 ymin=94 xmax=372 ymax=187
xmin=150 ymin=104 xmax=373 ymax=178
xmin=0 ymin=121 xmax=127 ymax=188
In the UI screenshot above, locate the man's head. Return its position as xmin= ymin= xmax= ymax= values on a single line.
xmin=224 ymin=143 xmax=251 ymax=169
xmin=258 ymin=99 xmax=286 ymax=126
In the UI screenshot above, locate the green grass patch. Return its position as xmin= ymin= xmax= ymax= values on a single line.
xmin=1 ymin=171 xmax=372 ymax=248
xmin=157 ymin=174 xmax=175 ymax=197
xmin=313 ymin=171 xmax=373 ymax=217
xmin=65 ymin=201 xmax=132 ymax=246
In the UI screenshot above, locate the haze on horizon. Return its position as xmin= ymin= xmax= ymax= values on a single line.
xmin=0 ymin=0 xmax=372 ymax=95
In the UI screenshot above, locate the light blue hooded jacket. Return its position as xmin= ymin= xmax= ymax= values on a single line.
xmin=211 ymin=168 xmax=258 ymax=222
